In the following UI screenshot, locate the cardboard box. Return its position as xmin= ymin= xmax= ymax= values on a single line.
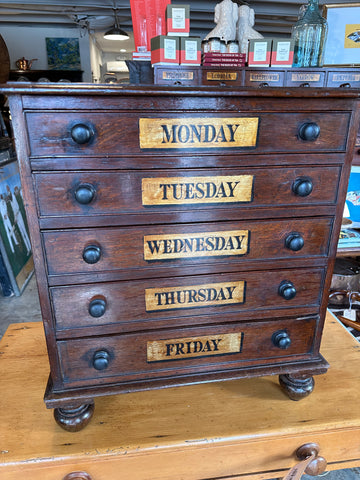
xmin=270 ymin=38 xmax=294 ymax=67
xmin=166 ymin=4 xmax=190 ymax=36
xmin=248 ymin=39 xmax=272 ymax=67
xmin=180 ymin=37 xmax=201 ymax=65
xmin=151 ymin=35 xmax=180 ymax=65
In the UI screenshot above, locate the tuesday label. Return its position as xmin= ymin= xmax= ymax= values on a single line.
xmin=139 ymin=117 xmax=259 ymax=149
xmin=141 ymin=175 xmax=254 ymax=205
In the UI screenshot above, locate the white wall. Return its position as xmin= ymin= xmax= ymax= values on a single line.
xmin=1 ymin=25 xmax=92 ymax=82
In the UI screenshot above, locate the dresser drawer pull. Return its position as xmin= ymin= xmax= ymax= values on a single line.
xmin=296 ymin=443 xmax=327 ymax=476
xmin=339 ymin=82 xmax=351 ymax=88
xmin=92 ymin=350 xmax=110 ymax=370
xmin=292 ymin=177 xmax=313 ymax=197
xmin=272 ymin=330 xmax=291 ymax=349
xmin=70 ymin=123 xmax=94 ymax=145
xmin=63 ymin=472 xmax=93 ymax=480
xmin=278 ymin=280 xmax=296 ymax=300
xmin=74 ymin=183 xmax=96 ymax=205
xmin=285 ymin=232 xmax=304 ymax=252
xmin=82 ymin=245 xmax=101 ymax=264
xmin=89 ymin=298 xmax=107 ymax=318
xmin=298 ymin=122 xmax=320 ymax=142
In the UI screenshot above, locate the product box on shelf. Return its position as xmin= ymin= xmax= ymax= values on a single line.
xmin=248 ymin=39 xmax=272 ymax=67
xmin=166 ymin=4 xmax=190 ymax=36
xmin=180 ymin=37 xmax=201 ymax=65
xmin=270 ymin=38 xmax=294 ymax=67
xmin=151 ymin=35 xmax=180 ymax=65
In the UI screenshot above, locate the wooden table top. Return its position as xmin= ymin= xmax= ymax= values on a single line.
xmin=1 ymin=311 xmax=360 ymax=480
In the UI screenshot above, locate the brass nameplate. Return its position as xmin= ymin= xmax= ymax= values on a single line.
xmin=142 ymin=175 xmax=253 ymax=205
xmin=144 ymin=230 xmax=249 ymax=261
xmin=291 ymin=73 xmax=321 ymax=82
xmin=332 ymin=73 xmax=360 ymax=82
xmin=162 ymin=71 xmax=194 ymax=80
xmin=206 ymin=72 xmax=237 ymax=81
xmin=249 ymin=73 xmax=280 ymax=82
xmin=139 ymin=117 xmax=259 ymax=149
xmin=147 ymin=332 xmax=244 ymax=362
xmin=145 ymin=281 xmax=245 ymax=311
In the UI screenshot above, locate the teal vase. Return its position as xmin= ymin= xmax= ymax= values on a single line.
xmin=292 ymin=0 xmax=328 ymax=67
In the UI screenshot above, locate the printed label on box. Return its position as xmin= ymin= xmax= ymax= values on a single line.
xmin=276 ymin=42 xmax=291 ymax=62
xmin=185 ymin=40 xmax=198 ymax=61
xmin=172 ymin=7 xmax=186 ymax=29
xmin=253 ymin=41 xmax=268 ymax=62
xmin=164 ymin=38 xmax=177 ymax=59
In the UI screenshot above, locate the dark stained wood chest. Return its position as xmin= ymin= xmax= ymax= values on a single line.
xmin=3 ymin=84 xmax=360 ymax=431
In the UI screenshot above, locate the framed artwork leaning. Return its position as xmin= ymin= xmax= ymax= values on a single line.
xmin=323 ymin=3 xmax=360 ymax=66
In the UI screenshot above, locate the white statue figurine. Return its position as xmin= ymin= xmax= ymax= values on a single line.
xmin=205 ymin=0 xmax=238 ymax=43
xmin=237 ymin=5 xmax=263 ymax=58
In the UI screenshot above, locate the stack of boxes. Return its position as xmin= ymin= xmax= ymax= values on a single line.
xmin=202 ymin=52 xmax=246 ymax=68
xmin=151 ymin=4 xmax=201 ymax=66
xmin=248 ymin=38 xmax=294 ymax=67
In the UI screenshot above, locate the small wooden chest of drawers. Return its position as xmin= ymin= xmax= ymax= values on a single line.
xmin=3 ymin=84 xmax=360 ymax=431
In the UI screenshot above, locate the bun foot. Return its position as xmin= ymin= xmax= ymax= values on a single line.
xmin=279 ymin=374 xmax=314 ymax=401
xmin=54 ymin=402 xmax=95 ymax=432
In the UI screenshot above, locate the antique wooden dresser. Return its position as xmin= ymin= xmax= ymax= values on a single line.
xmin=3 ymin=84 xmax=360 ymax=431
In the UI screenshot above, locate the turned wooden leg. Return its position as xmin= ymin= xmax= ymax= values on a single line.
xmin=54 ymin=402 xmax=95 ymax=432
xmin=279 ymin=373 xmax=315 ymax=401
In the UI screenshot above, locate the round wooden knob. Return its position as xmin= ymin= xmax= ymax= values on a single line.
xmin=71 ymin=123 xmax=93 ymax=145
xmin=272 ymin=330 xmax=291 ymax=349
xmin=278 ymin=280 xmax=296 ymax=300
xmin=74 ymin=184 xmax=96 ymax=205
xmin=82 ymin=245 xmax=101 ymax=264
xmin=296 ymin=443 xmax=327 ymax=476
xmin=62 ymin=472 xmax=93 ymax=480
xmin=89 ymin=298 xmax=106 ymax=318
xmin=292 ymin=177 xmax=313 ymax=197
xmin=298 ymin=122 xmax=320 ymax=141
xmin=93 ymin=350 xmax=110 ymax=370
xmin=285 ymin=232 xmax=304 ymax=251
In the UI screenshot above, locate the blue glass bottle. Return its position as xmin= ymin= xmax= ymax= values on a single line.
xmin=292 ymin=0 xmax=328 ymax=67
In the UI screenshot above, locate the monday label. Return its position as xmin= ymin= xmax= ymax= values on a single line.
xmin=139 ymin=117 xmax=259 ymax=149
xmin=142 ymin=175 xmax=253 ymax=205
xmin=144 ymin=230 xmax=249 ymax=261
xmin=147 ymin=332 xmax=244 ymax=362
xmin=145 ymin=281 xmax=245 ymax=311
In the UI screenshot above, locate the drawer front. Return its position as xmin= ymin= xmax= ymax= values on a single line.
xmin=285 ymin=70 xmax=326 ymax=87
xmin=26 ymin=111 xmax=350 ymax=156
xmin=43 ymin=218 xmax=332 ymax=278
xmin=244 ymin=69 xmax=285 ymax=87
xmin=35 ymin=166 xmax=341 ymax=219
xmin=52 ymin=268 xmax=324 ymax=334
xmin=57 ymin=316 xmax=317 ymax=387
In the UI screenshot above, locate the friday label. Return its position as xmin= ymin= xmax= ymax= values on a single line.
xmin=147 ymin=332 xmax=244 ymax=362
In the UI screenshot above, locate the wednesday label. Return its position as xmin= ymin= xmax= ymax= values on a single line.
xmin=143 ymin=230 xmax=249 ymax=260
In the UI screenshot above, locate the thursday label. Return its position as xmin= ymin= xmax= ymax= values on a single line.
xmin=142 ymin=175 xmax=253 ymax=205
xmin=139 ymin=117 xmax=259 ymax=149
xmin=145 ymin=281 xmax=245 ymax=311
xmin=147 ymin=332 xmax=244 ymax=362
xmin=143 ymin=230 xmax=249 ymax=260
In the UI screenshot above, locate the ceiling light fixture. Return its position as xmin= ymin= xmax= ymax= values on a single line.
xmin=104 ymin=8 xmax=129 ymax=41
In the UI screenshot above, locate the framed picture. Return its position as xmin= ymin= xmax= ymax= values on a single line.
xmin=0 ymin=158 xmax=33 ymax=295
xmin=46 ymin=37 xmax=81 ymax=70
xmin=323 ymin=3 xmax=360 ymax=66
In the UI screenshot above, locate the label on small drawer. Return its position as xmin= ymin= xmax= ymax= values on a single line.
xmin=144 ymin=230 xmax=249 ymax=260
xmin=249 ymin=73 xmax=280 ymax=82
xmin=291 ymin=73 xmax=321 ymax=82
xmin=142 ymin=175 xmax=253 ymax=205
xmin=147 ymin=332 xmax=244 ymax=362
xmin=145 ymin=281 xmax=245 ymax=311
xmin=206 ymin=72 xmax=238 ymax=81
xmin=139 ymin=117 xmax=259 ymax=149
